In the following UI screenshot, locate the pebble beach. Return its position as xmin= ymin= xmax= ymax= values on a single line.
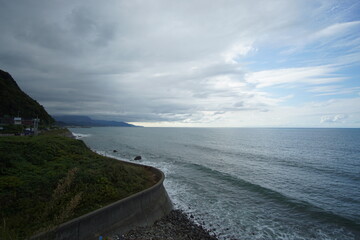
xmin=112 ymin=210 xmax=220 ymax=240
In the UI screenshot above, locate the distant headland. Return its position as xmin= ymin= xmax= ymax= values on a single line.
xmin=53 ymin=115 xmax=141 ymax=127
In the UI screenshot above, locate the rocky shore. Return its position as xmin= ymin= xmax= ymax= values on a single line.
xmin=111 ymin=210 xmax=219 ymax=240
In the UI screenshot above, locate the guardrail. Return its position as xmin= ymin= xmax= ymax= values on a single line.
xmin=30 ymin=164 xmax=173 ymax=240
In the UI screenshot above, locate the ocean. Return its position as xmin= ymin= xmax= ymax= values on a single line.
xmin=70 ymin=127 xmax=360 ymax=240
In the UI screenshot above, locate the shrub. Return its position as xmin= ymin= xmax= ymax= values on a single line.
xmin=0 ymin=132 xmax=156 ymax=239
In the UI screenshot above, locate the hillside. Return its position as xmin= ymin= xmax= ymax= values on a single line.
xmin=0 ymin=69 xmax=54 ymax=125
xmin=54 ymin=115 xmax=139 ymax=127
xmin=0 ymin=129 xmax=156 ymax=239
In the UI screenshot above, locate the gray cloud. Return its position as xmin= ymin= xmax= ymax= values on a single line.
xmin=320 ymin=114 xmax=348 ymax=123
xmin=0 ymin=0 xmax=354 ymax=125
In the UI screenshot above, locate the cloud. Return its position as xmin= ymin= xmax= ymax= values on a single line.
xmin=320 ymin=114 xmax=348 ymax=123
xmin=309 ymin=21 xmax=360 ymax=42
xmin=0 ymin=0 xmax=359 ymax=126
xmin=308 ymin=85 xmax=342 ymax=93
xmin=222 ymin=42 xmax=256 ymax=64
xmin=244 ymin=65 xmax=345 ymax=88
xmin=279 ymin=19 xmax=360 ymax=61
xmin=308 ymin=85 xmax=360 ymax=96
xmin=216 ymin=98 xmax=360 ymax=128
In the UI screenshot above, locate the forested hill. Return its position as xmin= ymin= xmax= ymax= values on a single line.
xmin=0 ymin=69 xmax=54 ymax=125
xmin=54 ymin=115 xmax=139 ymax=127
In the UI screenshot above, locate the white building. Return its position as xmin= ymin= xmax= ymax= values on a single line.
xmin=14 ymin=117 xmax=22 ymax=125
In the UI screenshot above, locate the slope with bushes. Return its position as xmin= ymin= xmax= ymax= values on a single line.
xmin=0 ymin=130 xmax=156 ymax=239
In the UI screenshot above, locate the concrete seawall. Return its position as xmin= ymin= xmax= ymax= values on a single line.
xmin=31 ymin=164 xmax=173 ymax=240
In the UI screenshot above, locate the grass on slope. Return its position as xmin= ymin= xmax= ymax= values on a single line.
xmin=0 ymin=130 xmax=157 ymax=239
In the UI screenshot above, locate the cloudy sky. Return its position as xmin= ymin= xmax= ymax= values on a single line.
xmin=0 ymin=0 xmax=359 ymax=127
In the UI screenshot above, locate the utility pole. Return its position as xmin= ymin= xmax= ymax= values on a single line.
xmin=33 ymin=117 xmax=39 ymax=136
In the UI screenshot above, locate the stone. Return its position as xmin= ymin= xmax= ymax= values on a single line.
xmin=134 ymin=156 xmax=142 ymax=160
xmin=119 ymin=210 xmax=219 ymax=240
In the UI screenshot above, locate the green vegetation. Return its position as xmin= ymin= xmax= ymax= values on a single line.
xmin=0 ymin=129 xmax=156 ymax=239
xmin=0 ymin=124 xmax=24 ymax=135
xmin=0 ymin=69 xmax=54 ymax=125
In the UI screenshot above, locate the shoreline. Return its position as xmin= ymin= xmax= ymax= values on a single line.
xmin=69 ymin=129 xmax=221 ymax=240
xmin=68 ymin=127 xmax=360 ymax=240
xmin=112 ymin=209 xmax=219 ymax=240
xmin=24 ymin=129 xmax=171 ymax=239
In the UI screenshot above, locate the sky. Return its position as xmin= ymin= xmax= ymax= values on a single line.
xmin=0 ymin=0 xmax=359 ymax=127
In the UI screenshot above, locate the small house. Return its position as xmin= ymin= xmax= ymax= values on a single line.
xmin=22 ymin=119 xmax=34 ymax=126
xmin=14 ymin=117 xmax=22 ymax=125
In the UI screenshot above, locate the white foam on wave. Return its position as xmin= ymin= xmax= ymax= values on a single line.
xmin=92 ymin=149 xmax=175 ymax=177
xmin=72 ymin=132 xmax=92 ymax=139
xmin=75 ymin=129 xmax=358 ymax=240
xmin=92 ymin=150 xmax=131 ymax=162
xmin=74 ymin=145 xmax=356 ymax=240
xmin=77 ymin=148 xmax=357 ymax=240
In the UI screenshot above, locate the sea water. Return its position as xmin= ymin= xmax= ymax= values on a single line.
xmin=70 ymin=127 xmax=360 ymax=240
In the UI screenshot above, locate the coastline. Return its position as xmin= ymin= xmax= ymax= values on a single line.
xmin=28 ymin=129 xmax=173 ymax=240
xmin=70 ymin=129 xmax=220 ymax=240
xmin=112 ymin=210 xmax=219 ymax=240
xmin=67 ymin=127 xmax=360 ymax=240
xmin=1 ymin=128 xmax=171 ymax=240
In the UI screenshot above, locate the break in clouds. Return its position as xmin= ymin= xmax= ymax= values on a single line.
xmin=0 ymin=0 xmax=360 ymax=127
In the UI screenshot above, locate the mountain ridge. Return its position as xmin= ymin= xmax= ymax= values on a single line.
xmin=0 ymin=69 xmax=54 ymax=125
xmin=54 ymin=115 xmax=140 ymax=127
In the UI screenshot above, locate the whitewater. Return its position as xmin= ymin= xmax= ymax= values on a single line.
xmin=71 ymin=127 xmax=360 ymax=240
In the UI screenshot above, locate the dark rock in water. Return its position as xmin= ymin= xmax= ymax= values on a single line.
xmin=134 ymin=156 xmax=142 ymax=160
xmin=113 ymin=150 xmax=118 ymax=153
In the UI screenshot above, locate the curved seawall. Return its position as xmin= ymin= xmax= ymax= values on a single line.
xmin=31 ymin=164 xmax=173 ymax=240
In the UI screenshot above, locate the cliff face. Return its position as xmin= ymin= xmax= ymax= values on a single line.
xmin=0 ymin=69 xmax=54 ymax=125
